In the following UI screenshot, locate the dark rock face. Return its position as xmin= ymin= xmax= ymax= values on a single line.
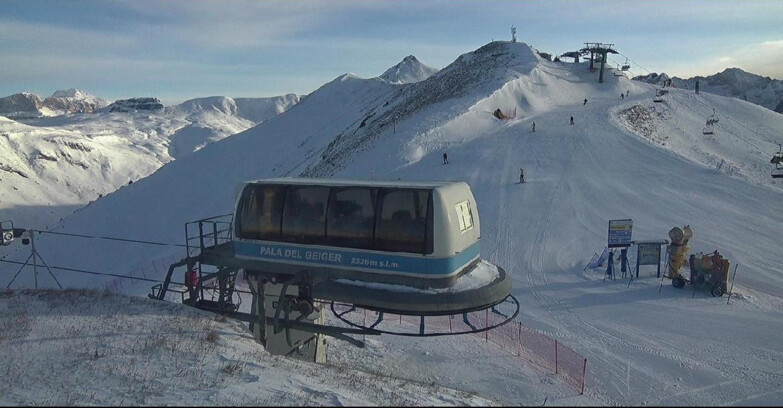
xmin=104 ymin=97 xmax=164 ymax=112
xmin=0 ymin=93 xmax=43 ymax=116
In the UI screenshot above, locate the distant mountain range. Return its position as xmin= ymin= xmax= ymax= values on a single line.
xmin=0 ymin=54 xmax=438 ymax=228
xmin=633 ymin=68 xmax=783 ymax=113
xmin=0 ymin=89 xmax=110 ymax=117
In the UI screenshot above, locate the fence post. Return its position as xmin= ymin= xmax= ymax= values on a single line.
xmin=517 ymin=322 xmax=522 ymax=357
xmin=485 ymin=309 xmax=489 ymax=342
xmin=581 ymin=358 xmax=587 ymax=395
xmin=555 ymin=339 xmax=558 ymax=374
xmin=449 ymin=315 xmax=453 ymax=332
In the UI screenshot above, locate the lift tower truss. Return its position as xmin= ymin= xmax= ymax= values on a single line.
xmin=581 ymin=42 xmax=618 ymax=83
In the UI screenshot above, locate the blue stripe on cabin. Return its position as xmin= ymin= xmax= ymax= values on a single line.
xmin=234 ymin=240 xmax=480 ymax=277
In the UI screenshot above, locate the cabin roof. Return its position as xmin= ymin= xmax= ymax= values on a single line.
xmin=244 ymin=177 xmax=461 ymax=189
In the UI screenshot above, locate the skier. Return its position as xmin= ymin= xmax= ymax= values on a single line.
xmin=531 ymin=122 xmax=536 ymax=132
xmin=583 ymin=98 xmax=588 ymax=106
xmin=621 ymin=93 xmax=624 ymax=100
xmin=626 ymin=90 xmax=630 ymax=97
xmin=570 ymin=116 xmax=574 ymax=125
xmin=519 ymin=168 xmax=525 ymax=183
xmin=442 ymin=152 xmax=449 ymax=164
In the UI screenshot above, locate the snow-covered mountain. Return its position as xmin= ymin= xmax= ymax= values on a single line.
xmin=43 ymin=88 xmax=110 ymax=114
xmin=379 ymin=55 xmax=439 ymax=84
xmin=634 ymin=68 xmax=783 ymax=113
xmin=169 ymin=94 xmax=300 ymax=124
xmin=0 ymin=89 xmax=110 ymax=117
xmin=0 ymin=92 xmax=50 ymax=118
xmin=0 ymin=93 xmax=300 ymax=228
xmin=3 ymin=41 xmax=783 ymax=405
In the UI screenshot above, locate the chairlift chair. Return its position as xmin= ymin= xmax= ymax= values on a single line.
xmin=621 ymin=57 xmax=630 ymax=71
xmin=703 ymin=115 xmax=719 ymax=135
xmin=653 ymin=89 xmax=664 ymax=103
xmin=772 ymin=144 xmax=783 ymax=178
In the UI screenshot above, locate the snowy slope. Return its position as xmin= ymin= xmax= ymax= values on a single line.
xmin=0 ymin=289 xmax=496 ymax=406
xmin=2 ymin=41 xmax=783 ymax=405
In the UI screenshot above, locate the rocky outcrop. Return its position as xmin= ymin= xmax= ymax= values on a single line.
xmin=103 ymin=97 xmax=164 ymax=113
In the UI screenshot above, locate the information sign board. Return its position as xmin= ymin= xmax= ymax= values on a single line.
xmin=608 ymin=219 xmax=633 ymax=248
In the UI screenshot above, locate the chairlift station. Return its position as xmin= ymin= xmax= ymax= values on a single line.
xmin=149 ymin=178 xmax=517 ymax=361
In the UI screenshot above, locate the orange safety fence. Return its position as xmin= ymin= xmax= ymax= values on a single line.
xmin=325 ymin=302 xmax=587 ymax=395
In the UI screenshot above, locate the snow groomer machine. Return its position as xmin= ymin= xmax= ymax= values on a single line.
xmin=150 ymin=178 xmax=517 ymax=362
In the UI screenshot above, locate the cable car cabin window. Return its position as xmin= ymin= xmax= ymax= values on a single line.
xmin=376 ymin=189 xmax=429 ymax=253
xmin=237 ymin=184 xmax=285 ymax=240
xmin=282 ymin=186 xmax=329 ymax=244
xmin=326 ymin=187 xmax=377 ymax=249
xmin=454 ymin=200 xmax=474 ymax=233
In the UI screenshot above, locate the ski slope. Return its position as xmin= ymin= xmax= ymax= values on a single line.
xmin=2 ymin=41 xmax=783 ymax=405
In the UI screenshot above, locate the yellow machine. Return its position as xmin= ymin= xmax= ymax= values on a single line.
xmin=666 ymin=225 xmax=731 ymax=297
xmin=688 ymin=251 xmax=731 ymax=297
xmin=666 ymin=225 xmax=692 ymax=285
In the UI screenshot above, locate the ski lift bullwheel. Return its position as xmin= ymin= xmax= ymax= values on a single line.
xmin=329 ymin=294 xmax=520 ymax=337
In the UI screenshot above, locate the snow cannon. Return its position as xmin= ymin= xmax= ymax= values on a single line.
xmin=687 ymin=251 xmax=731 ymax=297
xmin=666 ymin=225 xmax=692 ymax=287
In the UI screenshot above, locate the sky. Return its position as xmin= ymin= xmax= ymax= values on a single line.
xmin=2 ymin=0 xmax=782 ymax=105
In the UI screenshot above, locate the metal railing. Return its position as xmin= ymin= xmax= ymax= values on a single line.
xmin=184 ymin=214 xmax=234 ymax=258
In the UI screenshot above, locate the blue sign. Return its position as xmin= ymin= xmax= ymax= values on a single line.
xmin=233 ymin=240 xmax=481 ymax=277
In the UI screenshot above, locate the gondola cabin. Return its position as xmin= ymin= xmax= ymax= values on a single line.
xmin=232 ymin=178 xmax=482 ymax=289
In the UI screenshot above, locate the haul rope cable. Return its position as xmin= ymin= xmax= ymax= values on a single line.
xmin=32 ymin=229 xmax=187 ymax=248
